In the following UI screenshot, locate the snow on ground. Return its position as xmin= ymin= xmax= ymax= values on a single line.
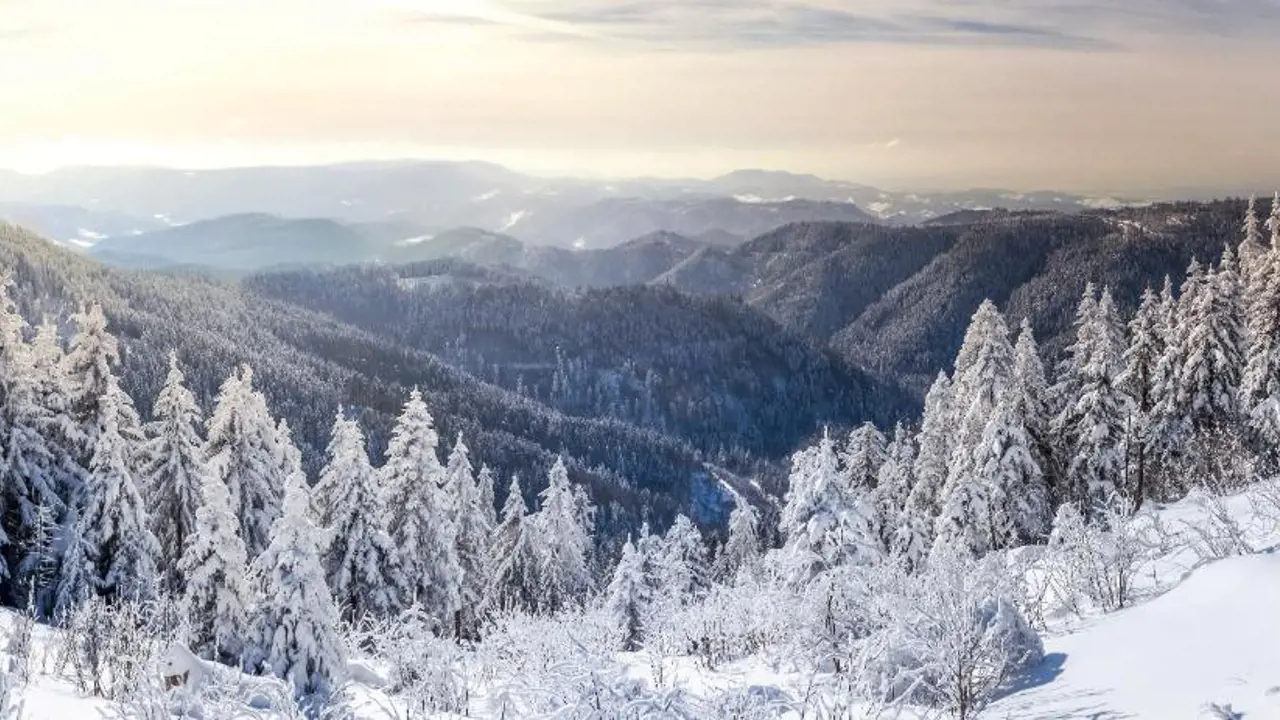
xmin=499 ymin=210 xmax=528 ymax=231
xmin=995 ymin=552 xmax=1280 ymax=719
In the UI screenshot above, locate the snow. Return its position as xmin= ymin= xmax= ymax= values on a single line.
xmin=499 ymin=210 xmax=528 ymax=231
xmin=996 ymin=552 xmax=1280 ymax=719
xmin=395 ymin=234 xmax=435 ymax=246
xmin=732 ymin=194 xmax=797 ymax=204
xmin=472 ymin=189 xmax=501 ymax=202
xmin=866 ymin=201 xmax=894 ymax=215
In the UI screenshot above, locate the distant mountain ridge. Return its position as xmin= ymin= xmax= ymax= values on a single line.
xmin=0 ymin=162 xmax=1137 ymax=251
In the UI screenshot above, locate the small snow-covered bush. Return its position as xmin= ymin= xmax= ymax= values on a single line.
xmin=853 ymin=549 xmax=1043 ymax=720
xmin=1043 ymin=497 xmax=1152 ymax=614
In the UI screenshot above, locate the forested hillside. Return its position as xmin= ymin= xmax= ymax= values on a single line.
xmin=0 ymin=222 xmax=727 ymax=537
xmin=244 ymin=263 xmax=914 ymax=460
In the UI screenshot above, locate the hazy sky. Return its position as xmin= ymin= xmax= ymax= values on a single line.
xmin=3 ymin=0 xmax=1280 ymax=192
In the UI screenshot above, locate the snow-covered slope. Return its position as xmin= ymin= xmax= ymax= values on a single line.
xmin=996 ymin=551 xmax=1280 ymax=719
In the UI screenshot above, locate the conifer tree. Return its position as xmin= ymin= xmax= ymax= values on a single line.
xmin=179 ymin=464 xmax=251 ymax=666
xmin=63 ymin=303 xmax=120 ymax=462
xmin=898 ymin=373 xmax=951 ymax=569
xmin=715 ymin=500 xmax=761 ymax=581
xmin=381 ymin=389 xmax=460 ymax=625
xmin=654 ymin=514 xmax=709 ymax=606
xmin=314 ymin=412 xmax=402 ymax=621
xmin=843 ymin=422 xmax=887 ymax=493
xmin=530 ymin=457 xmax=594 ymax=613
xmin=443 ymin=434 xmax=491 ymax=636
xmin=204 ymin=366 xmax=284 ymax=560
xmin=1013 ymin=319 xmax=1054 ymax=499
xmin=476 ymin=464 xmax=498 ymax=529
xmin=1118 ymin=288 xmax=1166 ymax=505
xmin=139 ymin=352 xmax=207 ymax=593
xmin=872 ymin=422 xmax=915 ymax=553
xmin=605 ymin=538 xmax=651 ymax=651
xmin=485 ymin=477 xmax=540 ymax=614
xmin=250 ymin=469 xmax=345 ymax=701
xmin=80 ymin=376 xmax=160 ymax=602
xmin=1180 ymin=249 xmax=1243 ymax=433
xmin=781 ymin=429 xmax=876 ymax=573
xmin=1063 ymin=289 xmax=1129 ymax=515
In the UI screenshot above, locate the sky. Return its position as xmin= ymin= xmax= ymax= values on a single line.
xmin=2 ymin=0 xmax=1280 ymax=193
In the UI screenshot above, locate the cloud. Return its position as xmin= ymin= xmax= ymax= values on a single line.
xmin=884 ymin=138 xmax=902 ymax=149
xmin=461 ymin=0 xmax=1280 ymax=51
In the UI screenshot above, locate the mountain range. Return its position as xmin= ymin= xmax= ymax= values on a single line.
xmin=0 ymin=162 xmax=1135 ymax=255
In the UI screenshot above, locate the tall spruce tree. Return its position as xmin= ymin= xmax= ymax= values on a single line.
xmin=529 ymin=457 xmax=594 ymax=613
xmin=872 ymin=422 xmax=915 ymax=554
xmin=485 ymin=477 xmax=540 ymax=614
xmin=314 ymin=412 xmax=402 ymax=621
xmin=897 ymin=373 xmax=951 ymax=569
xmin=250 ymin=469 xmax=345 ymax=701
xmin=179 ymin=464 xmax=251 ymax=667
xmin=139 ymin=351 xmax=207 ymax=593
xmin=443 ymin=434 xmax=491 ymax=637
xmin=80 ymin=376 xmax=160 ymax=602
xmin=381 ymin=389 xmax=460 ymax=626
xmin=1118 ymin=288 xmax=1166 ymax=506
xmin=203 ymin=366 xmax=284 ymax=560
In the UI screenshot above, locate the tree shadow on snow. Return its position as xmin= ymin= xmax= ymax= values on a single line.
xmin=994 ymin=652 xmax=1068 ymax=700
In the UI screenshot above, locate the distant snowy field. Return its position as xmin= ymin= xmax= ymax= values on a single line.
xmin=9 ymin=487 xmax=1279 ymax=719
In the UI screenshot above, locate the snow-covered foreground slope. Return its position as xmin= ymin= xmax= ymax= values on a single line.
xmin=995 ymin=551 xmax=1280 ymax=719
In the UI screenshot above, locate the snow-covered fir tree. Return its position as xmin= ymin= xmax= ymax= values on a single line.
xmin=138 ymin=351 xmax=207 ymax=593
xmin=250 ymin=465 xmax=345 ymax=701
xmin=381 ymin=389 xmax=460 ymax=626
xmin=1179 ymin=246 xmax=1244 ymax=433
xmin=1240 ymin=194 xmax=1267 ymax=272
xmin=934 ymin=301 xmax=1017 ymax=556
xmin=604 ymin=538 xmax=652 ymax=651
xmin=897 ymin=372 xmax=951 ymax=569
xmin=653 ymin=514 xmax=709 ymax=607
xmin=842 ymin=422 xmax=887 ymax=494
xmin=780 ymin=429 xmax=877 ymax=576
xmin=529 ymin=456 xmax=594 ymax=613
xmin=1118 ymin=287 xmax=1167 ymax=505
xmin=443 ymin=434 xmax=491 ymax=637
xmin=1061 ymin=288 xmax=1129 ymax=515
xmin=203 ymin=365 xmax=284 ymax=560
xmin=314 ymin=411 xmax=403 ymax=621
xmin=476 ymin=464 xmax=498 ymax=529
xmin=1013 ymin=319 xmax=1054 ymax=500
xmin=872 ymin=422 xmax=915 ymax=554
xmin=79 ymin=375 xmax=160 ymax=602
xmin=62 ymin=303 xmax=120 ymax=462
xmin=715 ymin=499 xmax=761 ymax=581
xmin=485 ymin=477 xmax=540 ymax=614
xmin=179 ymin=459 xmax=251 ymax=666
xmin=974 ymin=392 xmax=1048 ymax=547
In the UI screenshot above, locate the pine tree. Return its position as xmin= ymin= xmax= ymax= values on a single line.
xmin=62 ymin=303 xmax=120 ymax=463
xmin=780 ymin=429 xmax=876 ymax=573
xmin=974 ymin=394 xmax=1048 ymax=547
xmin=139 ymin=351 xmax=207 ymax=593
xmin=1118 ymin=288 xmax=1166 ymax=506
xmin=485 ymin=477 xmax=540 ymax=614
xmin=1149 ymin=273 xmax=1192 ymax=490
xmin=250 ymin=469 xmax=345 ymax=701
xmin=715 ymin=500 xmax=761 ymax=581
xmin=872 ymin=422 xmax=915 ymax=553
xmin=203 ymin=366 xmax=283 ymax=560
xmin=842 ymin=422 xmax=887 ymax=493
xmin=1063 ymin=288 xmax=1130 ymax=515
xmin=179 ymin=462 xmax=251 ymax=666
xmin=381 ymin=389 xmax=460 ymax=625
xmin=314 ymin=412 xmax=402 ymax=622
xmin=476 ymin=464 xmax=498 ymax=529
xmin=935 ymin=301 xmax=1016 ymax=556
xmin=1051 ymin=283 xmax=1099 ymax=421
xmin=80 ymin=376 xmax=160 ymax=602
xmin=1180 ymin=249 xmax=1244 ymax=433
xmin=898 ymin=373 xmax=951 ymax=569
xmin=1013 ymin=319 xmax=1055 ymax=501
xmin=529 ymin=457 xmax=594 ymax=612
xmin=654 ymin=514 xmax=709 ymax=606
xmin=604 ymin=538 xmax=651 ymax=651
xmin=1240 ymin=194 xmax=1267 ymax=271
xmin=443 ymin=434 xmax=491 ymax=637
